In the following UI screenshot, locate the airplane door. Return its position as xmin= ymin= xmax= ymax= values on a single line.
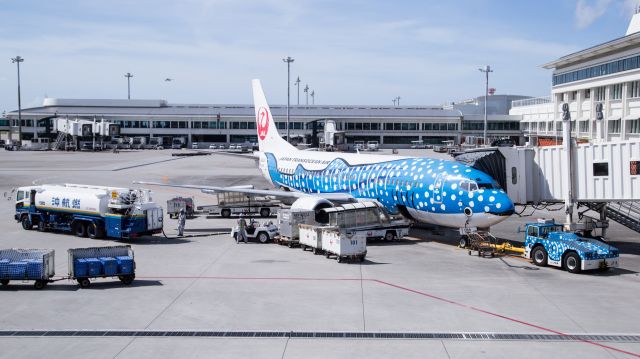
xmin=433 ymin=174 xmax=445 ymax=204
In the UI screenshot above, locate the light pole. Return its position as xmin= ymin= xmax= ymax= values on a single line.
xmin=125 ymin=72 xmax=133 ymax=99
xmin=283 ymin=56 xmax=294 ymax=143
xmin=310 ymin=90 xmax=315 ymax=105
xmin=11 ymin=56 xmax=24 ymax=145
xmin=294 ymin=76 xmax=301 ymax=105
xmin=304 ymin=84 xmax=309 ymax=105
xmin=392 ymin=98 xmax=397 ymax=106
xmin=478 ymin=65 xmax=493 ymax=146
xmin=396 ymin=96 xmax=401 ymax=106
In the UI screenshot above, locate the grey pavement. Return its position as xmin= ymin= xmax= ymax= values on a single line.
xmin=0 ymin=149 xmax=639 ymax=359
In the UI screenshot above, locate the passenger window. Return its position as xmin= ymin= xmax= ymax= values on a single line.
xmin=469 ymin=182 xmax=478 ymax=192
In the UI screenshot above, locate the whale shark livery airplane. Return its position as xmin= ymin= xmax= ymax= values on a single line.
xmin=137 ymin=80 xmax=515 ymax=229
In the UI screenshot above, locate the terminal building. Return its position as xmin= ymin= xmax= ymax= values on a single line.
xmin=510 ymin=12 xmax=640 ymax=145
xmin=1 ymin=95 xmax=524 ymax=149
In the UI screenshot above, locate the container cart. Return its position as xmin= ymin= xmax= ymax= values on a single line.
xmin=0 ymin=249 xmax=55 ymax=289
xmin=298 ymin=224 xmax=324 ymax=254
xmin=68 ymin=246 xmax=135 ymax=288
xmin=321 ymin=227 xmax=367 ymax=263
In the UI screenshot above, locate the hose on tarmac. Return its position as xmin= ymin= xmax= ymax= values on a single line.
xmin=161 ymin=228 xmax=230 ymax=239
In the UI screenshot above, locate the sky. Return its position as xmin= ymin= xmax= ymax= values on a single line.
xmin=0 ymin=0 xmax=638 ymax=113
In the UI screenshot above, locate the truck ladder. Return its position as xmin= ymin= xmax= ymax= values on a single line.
xmin=582 ymin=202 xmax=640 ymax=233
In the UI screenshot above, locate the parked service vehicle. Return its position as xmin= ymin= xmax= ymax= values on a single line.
xmin=322 ymin=201 xmax=410 ymax=241
xmin=68 ymin=245 xmax=135 ymax=287
xmin=410 ymin=140 xmax=427 ymax=149
xmin=354 ymin=141 xmax=365 ymax=151
xmin=230 ymin=219 xmax=279 ymax=243
xmin=208 ymin=144 xmax=218 ymax=149
xmin=0 ymin=249 xmax=55 ymax=289
xmin=167 ymin=196 xmax=195 ymax=218
xmin=524 ymin=220 xmax=619 ymax=273
xmin=366 ymin=141 xmax=379 ymax=151
xmin=192 ymin=142 xmax=199 ymax=149
xmin=14 ymin=184 xmax=163 ymax=240
xmin=197 ymin=192 xmax=280 ymax=218
xmin=171 ymin=137 xmax=187 ymax=149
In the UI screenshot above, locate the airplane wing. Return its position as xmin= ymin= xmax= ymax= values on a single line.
xmin=133 ymin=181 xmax=356 ymax=203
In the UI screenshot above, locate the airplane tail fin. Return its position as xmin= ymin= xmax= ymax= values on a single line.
xmin=252 ymin=79 xmax=297 ymax=154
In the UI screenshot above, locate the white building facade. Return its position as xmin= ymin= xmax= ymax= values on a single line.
xmin=511 ymin=14 xmax=640 ymax=145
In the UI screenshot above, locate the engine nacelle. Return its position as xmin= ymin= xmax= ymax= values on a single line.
xmin=290 ymin=196 xmax=334 ymax=223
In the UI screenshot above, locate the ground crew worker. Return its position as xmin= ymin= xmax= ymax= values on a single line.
xmin=237 ymin=214 xmax=248 ymax=243
xmin=178 ymin=208 xmax=186 ymax=236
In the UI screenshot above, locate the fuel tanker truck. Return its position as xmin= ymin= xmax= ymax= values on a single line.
xmin=14 ymin=184 xmax=163 ymax=239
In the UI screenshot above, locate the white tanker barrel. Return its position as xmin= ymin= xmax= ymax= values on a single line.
xmin=34 ymin=186 xmax=111 ymax=216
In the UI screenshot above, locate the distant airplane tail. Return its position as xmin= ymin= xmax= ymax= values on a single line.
xmin=252 ymin=79 xmax=297 ymax=154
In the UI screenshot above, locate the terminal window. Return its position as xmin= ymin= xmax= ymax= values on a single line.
xmin=593 ymin=162 xmax=609 ymax=177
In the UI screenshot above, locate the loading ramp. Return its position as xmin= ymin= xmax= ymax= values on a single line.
xmin=581 ymin=201 xmax=640 ymax=233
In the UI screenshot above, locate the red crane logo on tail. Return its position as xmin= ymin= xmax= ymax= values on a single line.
xmin=257 ymin=106 xmax=269 ymax=140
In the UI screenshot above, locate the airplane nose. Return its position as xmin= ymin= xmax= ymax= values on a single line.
xmin=487 ymin=193 xmax=515 ymax=216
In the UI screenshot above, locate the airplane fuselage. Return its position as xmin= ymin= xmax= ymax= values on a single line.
xmin=258 ymin=150 xmax=515 ymax=229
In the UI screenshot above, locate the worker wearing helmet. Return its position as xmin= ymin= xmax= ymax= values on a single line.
xmin=237 ymin=214 xmax=248 ymax=243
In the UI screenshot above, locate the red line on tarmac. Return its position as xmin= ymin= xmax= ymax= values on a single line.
xmin=373 ymin=279 xmax=640 ymax=358
xmin=136 ymin=275 xmax=640 ymax=357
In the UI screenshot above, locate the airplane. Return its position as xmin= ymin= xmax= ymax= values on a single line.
xmin=137 ymin=79 xmax=515 ymax=229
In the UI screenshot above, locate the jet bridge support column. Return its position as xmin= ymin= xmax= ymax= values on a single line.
xmin=600 ymin=204 xmax=608 ymax=239
xmin=561 ymin=103 xmax=574 ymax=228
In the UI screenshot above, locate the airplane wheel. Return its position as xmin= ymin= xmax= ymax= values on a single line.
xmin=384 ymin=231 xmax=396 ymax=241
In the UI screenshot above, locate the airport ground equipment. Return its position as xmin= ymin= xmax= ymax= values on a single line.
xmin=275 ymin=209 xmax=316 ymax=247
xmin=14 ymin=184 xmax=163 ymax=240
xmin=462 ymin=231 xmax=498 ymax=257
xmin=366 ymin=141 xmax=379 ymax=151
xmin=68 ymin=246 xmax=135 ymax=287
xmin=0 ymin=249 xmax=55 ymax=289
xmin=230 ymin=219 xmax=278 ymax=243
xmin=321 ymin=227 xmax=367 ymax=262
xmin=523 ymin=219 xmax=619 ymax=273
xmin=171 ymin=136 xmax=186 ymax=149
xmin=197 ymin=192 xmax=280 ymax=218
xmin=167 ymin=196 xmax=195 ymax=219
xmin=321 ymin=201 xmax=410 ymax=241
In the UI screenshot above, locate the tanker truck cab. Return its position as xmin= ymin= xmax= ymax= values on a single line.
xmin=524 ymin=220 xmax=619 ymax=274
xmin=14 ymin=184 xmax=163 ymax=240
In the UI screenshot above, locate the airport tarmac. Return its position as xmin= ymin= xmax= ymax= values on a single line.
xmin=0 ymin=149 xmax=639 ymax=359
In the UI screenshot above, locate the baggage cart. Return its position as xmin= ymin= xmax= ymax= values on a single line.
xmin=0 ymin=249 xmax=55 ymax=289
xmin=320 ymin=227 xmax=367 ymax=263
xmin=68 ymin=246 xmax=135 ymax=288
xmin=299 ymin=224 xmax=324 ymax=255
xmin=275 ymin=209 xmax=315 ymax=247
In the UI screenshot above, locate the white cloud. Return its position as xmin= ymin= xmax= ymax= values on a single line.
xmin=575 ymin=0 xmax=613 ymax=29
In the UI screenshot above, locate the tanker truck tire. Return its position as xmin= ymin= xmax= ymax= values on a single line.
xmin=87 ymin=223 xmax=103 ymax=239
xmin=74 ymin=222 xmax=87 ymax=237
xmin=21 ymin=216 xmax=33 ymax=230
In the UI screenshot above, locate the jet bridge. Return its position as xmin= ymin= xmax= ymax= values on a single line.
xmin=454 ymin=139 xmax=640 ymax=233
xmin=52 ymin=118 xmax=120 ymax=150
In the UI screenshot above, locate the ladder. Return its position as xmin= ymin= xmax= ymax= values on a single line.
xmin=582 ymin=202 xmax=640 ymax=233
xmin=465 ymin=231 xmax=498 ymax=257
xmin=52 ymin=132 xmax=66 ymax=150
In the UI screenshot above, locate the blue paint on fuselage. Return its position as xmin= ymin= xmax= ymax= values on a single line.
xmin=264 ymin=153 xmax=514 ymax=216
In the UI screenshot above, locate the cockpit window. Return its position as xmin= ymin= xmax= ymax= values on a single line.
xmin=460 ymin=181 xmax=478 ymax=192
xmin=478 ymin=183 xmax=494 ymax=190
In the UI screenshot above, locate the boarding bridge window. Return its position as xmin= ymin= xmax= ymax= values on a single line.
xmin=629 ymin=81 xmax=640 ymax=98
xmin=511 ymin=167 xmax=517 ymax=185
xmin=555 ymin=121 xmax=562 ymax=132
xmin=608 ymin=118 xmax=621 ymax=134
xmin=584 ymin=89 xmax=591 ymax=99
xmin=579 ymin=120 xmax=590 ymax=133
xmin=570 ymin=91 xmax=577 ymax=101
xmin=631 ymin=161 xmax=640 ymax=176
xmin=593 ymin=162 xmax=609 ymax=177
xmin=610 ymin=84 xmax=623 ymax=100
